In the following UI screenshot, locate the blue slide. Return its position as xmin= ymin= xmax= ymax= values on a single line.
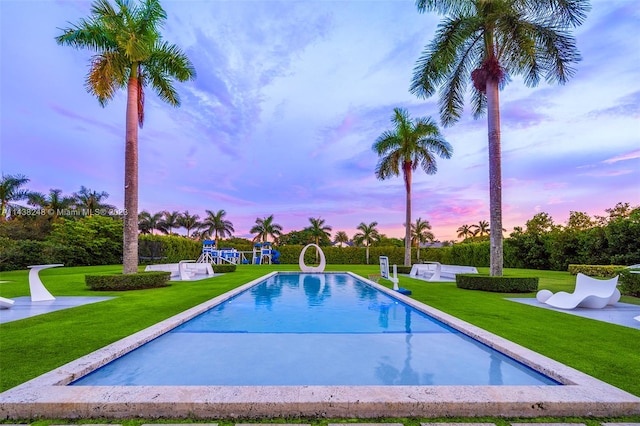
xmin=271 ymin=250 xmax=281 ymax=264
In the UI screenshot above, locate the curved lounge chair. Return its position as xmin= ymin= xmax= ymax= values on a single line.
xmin=0 ymin=296 xmax=15 ymax=309
xmin=537 ymin=273 xmax=620 ymax=310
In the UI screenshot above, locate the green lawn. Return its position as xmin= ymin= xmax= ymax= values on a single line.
xmin=0 ymin=264 xmax=639 ymax=399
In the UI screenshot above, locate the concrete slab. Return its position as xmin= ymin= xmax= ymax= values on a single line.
xmin=0 ymin=296 xmax=115 ymax=324
xmin=0 ymin=272 xmax=638 ymax=420
xmin=507 ymin=298 xmax=640 ymax=329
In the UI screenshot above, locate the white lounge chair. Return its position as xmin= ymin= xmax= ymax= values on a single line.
xmin=0 ymin=296 xmax=15 ymax=309
xmin=537 ymin=273 xmax=620 ymax=310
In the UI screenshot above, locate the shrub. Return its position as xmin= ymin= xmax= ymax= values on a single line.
xmin=618 ymin=268 xmax=640 ymax=297
xmin=567 ymin=264 xmax=625 ymax=278
xmin=212 ymin=264 xmax=236 ymax=273
xmin=396 ymin=266 xmax=412 ymax=274
xmin=456 ymin=274 xmax=538 ymax=293
xmin=85 ymin=271 xmax=170 ymax=291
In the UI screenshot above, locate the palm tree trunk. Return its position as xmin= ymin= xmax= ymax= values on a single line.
xmin=486 ymin=77 xmax=503 ymax=276
xmin=403 ymin=164 xmax=412 ymax=267
xmin=123 ymin=75 xmax=140 ymax=274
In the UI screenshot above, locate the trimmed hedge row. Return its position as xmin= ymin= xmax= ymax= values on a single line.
xmin=567 ymin=264 xmax=626 ymax=278
xmin=618 ymin=268 xmax=640 ymax=297
xmin=212 ymin=264 xmax=236 ymax=273
xmin=456 ymin=274 xmax=539 ymax=293
xmin=85 ymin=271 xmax=171 ymax=291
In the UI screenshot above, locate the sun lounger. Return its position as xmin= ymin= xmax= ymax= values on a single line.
xmin=537 ymin=273 xmax=620 ymax=310
xmin=410 ymin=262 xmax=478 ymax=281
xmin=0 ymin=296 xmax=15 ymax=309
xmin=144 ymin=261 xmax=214 ymax=281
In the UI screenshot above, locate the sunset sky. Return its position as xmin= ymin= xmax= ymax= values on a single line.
xmin=1 ymin=0 xmax=638 ymax=242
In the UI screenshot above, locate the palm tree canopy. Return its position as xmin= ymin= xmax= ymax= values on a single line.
xmin=353 ymin=221 xmax=381 ymax=246
xmin=412 ymin=217 xmax=434 ymax=244
xmin=1 ymin=174 xmax=32 ymax=219
xmin=203 ymin=209 xmax=235 ymax=241
xmin=55 ymin=0 xmax=196 ymax=124
xmin=306 ymin=217 xmax=333 ymax=245
xmin=373 ymin=107 xmax=453 ymax=181
xmin=410 ymin=0 xmax=589 ymax=125
xmin=250 ymin=215 xmax=283 ymax=242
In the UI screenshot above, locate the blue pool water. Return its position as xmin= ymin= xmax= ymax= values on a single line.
xmin=72 ymin=273 xmax=559 ymax=386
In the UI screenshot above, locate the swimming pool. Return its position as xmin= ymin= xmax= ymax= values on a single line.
xmin=71 ymin=273 xmax=557 ymax=386
xmin=1 ymin=271 xmax=638 ymax=419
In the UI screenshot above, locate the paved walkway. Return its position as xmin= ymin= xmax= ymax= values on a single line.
xmin=0 ymin=296 xmax=114 ymax=324
xmin=507 ymin=298 xmax=640 ymax=329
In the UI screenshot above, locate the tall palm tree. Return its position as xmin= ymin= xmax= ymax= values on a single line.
xmin=411 ymin=217 xmax=434 ymax=261
xmin=28 ymin=189 xmax=75 ymax=221
xmin=56 ymin=0 xmax=196 ymax=274
xmin=0 ymin=174 xmax=32 ymax=221
xmin=373 ymin=107 xmax=452 ymax=267
xmin=202 ymin=209 xmax=235 ymax=243
xmin=353 ymin=221 xmax=381 ymax=265
xmin=333 ymin=231 xmax=350 ymax=246
xmin=73 ymin=186 xmax=114 ymax=216
xmin=138 ymin=210 xmax=164 ymax=234
xmin=177 ymin=210 xmax=202 ymax=238
xmin=307 ymin=217 xmax=333 ymax=263
xmin=472 ymin=220 xmax=490 ymax=237
xmin=307 ymin=217 xmax=332 ymax=246
xmin=160 ymin=210 xmax=180 ymax=235
xmin=250 ymin=215 xmax=283 ymax=243
xmin=456 ymin=224 xmax=474 ymax=240
xmin=410 ymin=0 xmax=588 ymax=275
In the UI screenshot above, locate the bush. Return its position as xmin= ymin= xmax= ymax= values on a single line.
xmin=212 ymin=264 xmax=236 ymax=273
xmin=85 ymin=271 xmax=171 ymax=291
xmin=456 ymin=274 xmax=539 ymax=293
xmin=618 ymin=268 xmax=640 ymax=297
xmin=567 ymin=264 xmax=625 ymax=278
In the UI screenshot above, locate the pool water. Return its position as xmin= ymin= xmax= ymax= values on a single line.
xmin=72 ymin=273 xmax=559 ymax=386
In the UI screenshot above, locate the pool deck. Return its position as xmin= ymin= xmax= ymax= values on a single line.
xmin=0 ymin=272 xmax=638 ymax=419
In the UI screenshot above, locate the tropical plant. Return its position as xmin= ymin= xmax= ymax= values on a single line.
xmin=28 ymin=189 xmax=76 ymax=221
xmin=410 ymin=0 xmax=589 ymax=275
xmin=56 ymin=0 xmax=196 ymax=273
xmin=138 ymin=210 xmax=164 ymax=234
xmin=202 ymin=209 xmax=235 ymax=243
xmin=411 ymin=217 xmax=434 ymax=261
xmin=333 ymin=231 xmax=350 ymax=246
xmin=73 ymin=186 xmax=114 ymax=216
xmin=306 ymin=217 xmax=332 ymax=246
xmin=0 ymin=174 xmax=32 ymax=221
xmin=472 ymin=220 xmax=490 ymax=237
xmin=250 ymin=215 xmax=283 ymax=243
xmin=160 ymin=210 xmax=180 ymax=235
xmin=457 ymin=224 xmax=474 ymax=240
xmin=306 ymin=217 xmax=333 ymax=262
xmin=177 ymin=210 xmax=202 ymax=238
xmin=352 ymin=221 xmax=381 ymax=264
xmin=373 ymin=107 xmax=452 ymax=267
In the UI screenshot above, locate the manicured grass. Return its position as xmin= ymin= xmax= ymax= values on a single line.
xmin=0 ymin=264 xmax=639 ymax=399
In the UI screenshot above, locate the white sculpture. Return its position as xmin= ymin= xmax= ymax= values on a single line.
xmin=299 ymin=244 xmax=326 ymax=272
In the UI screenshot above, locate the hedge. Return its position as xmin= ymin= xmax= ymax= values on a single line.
xmin=212 ymin=264 xmax=236 ymax=273
xmin=85 ymin=271 xmax=171 ymax=291
xmin=456 ymin=274 xmax=539 ymax=293
xmin=617 ymin=268 xmax=640 ymax=297
xmin=567 ymin=264 xmax=626 ymax=278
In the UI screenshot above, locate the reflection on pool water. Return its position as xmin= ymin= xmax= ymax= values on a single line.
xmin=72 ymin=273 xmax=559 ymax=386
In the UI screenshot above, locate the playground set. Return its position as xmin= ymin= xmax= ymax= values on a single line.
xmin=195 ymin=240 xmax=280 ymax=265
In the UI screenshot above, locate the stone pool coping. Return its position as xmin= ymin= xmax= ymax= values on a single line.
xmin=1 ymin=271 xmax=639 ymax=419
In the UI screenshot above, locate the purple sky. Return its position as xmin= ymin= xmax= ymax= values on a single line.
xmin=1 ymin=0 xmax=639 ymax=241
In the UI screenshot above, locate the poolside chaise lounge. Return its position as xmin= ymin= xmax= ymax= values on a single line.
xmin=144 ymin=261 xmax=213 ymax=281
xmin=537 ymin=272 xmax=620 ymax=310
xmin=0 ymin=296 xmax=15 ymax=309
xmin=409 ymin=262 xmax=478 ymax=281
